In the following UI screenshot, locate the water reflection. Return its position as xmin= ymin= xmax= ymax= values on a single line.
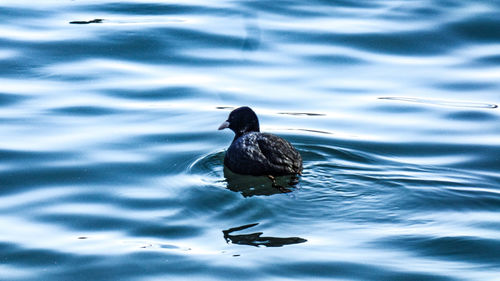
xmin=223 ymin=167 xmax=298 ymax=197
xmin=223 ymin=223 xmax=306 ymax=247
xmin=69 ymin=19 xmax=104 ymax=24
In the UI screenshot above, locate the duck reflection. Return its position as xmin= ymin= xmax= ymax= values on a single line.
xmin=223 ymin=167 xmax=298 ymax=197
xmin=223 ymin=223 xmax=306 ymax=247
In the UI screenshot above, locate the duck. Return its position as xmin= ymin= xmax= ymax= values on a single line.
xmin=218 ymin=107 xmax=302 ymax=180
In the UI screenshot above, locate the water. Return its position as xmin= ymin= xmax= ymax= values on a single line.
xmin=1 ymin=1 xmax=500 ymax=280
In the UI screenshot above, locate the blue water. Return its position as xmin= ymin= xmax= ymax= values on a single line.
xmin=1 ymin=1 xmax=500 ymax=280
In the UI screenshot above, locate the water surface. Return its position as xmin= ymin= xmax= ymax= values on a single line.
xmin=1 ymin=1 xmax=500 ymax=280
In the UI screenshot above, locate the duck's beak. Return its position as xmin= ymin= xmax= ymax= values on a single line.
xmin=218 ymin=121 xmax=230 ymax=130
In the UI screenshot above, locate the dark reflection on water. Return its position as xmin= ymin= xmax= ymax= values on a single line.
xmin=223 ymin=223 xmax=307 ymax=247
xmin=223 ymin=166 xmax=297 ymax=197
xmin=190 ymin=152 xmax=300 ymax=197
xmin=69 ymin=19 xmax=103 ymax=24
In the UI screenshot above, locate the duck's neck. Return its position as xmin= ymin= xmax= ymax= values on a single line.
xmin=231 ymin=119 xmax=260 ymax=142
xmin=232 ymin=128 xmax=259 ymax=143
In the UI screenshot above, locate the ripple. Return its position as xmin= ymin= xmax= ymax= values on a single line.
xmin=242 ymin=1 xmax=330 ymax=17
xmin=0 ymin=92 xmax=26 ymax=106
xmin=295 ymin=128 xmax=333 ymax=135
xmin=379 ymin=97 xmax=498 ymax=109
xmin=187 ymin=150 xmax=225 ymax=178
xmin=79 ymin=2 xmax=234 ymax=16
xmin=375 ymin=235 xmax=500 ymax=265
xmin=0 ymin=6 xmax=49 ymax=19
xmin=434 ymin=81 xmax=497 ymax=91
xmin=107 ymin=86 xmax=207 ymax=101
xmin=447 ymin=16 xmax=500 ymax=42
xmin=131 ymin=224 xmax=204 ymax=239
xmin=262 ymin=260 xmax=458 ymax=281
xmin=50 ymin=106 xmax=119 ymax=116
xmin=278 ymin=112 xmax=326 ymax=116
xmin=474 ymin=54 xmax=500 ymax=65
xmin=444 ymin=110 xmax=498 ymax=121
xmin=370 ymin=104 xmax=427 ymax=114
xmin=273 ymin=30 xmax=456 ymax=55
xmin=302 ymin=54 xmax=365 ymax=65
xmin=0 ymin=162 xmax=164 ymax=193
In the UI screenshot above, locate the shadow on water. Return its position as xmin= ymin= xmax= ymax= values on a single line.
xmin=223 ymin=223 xmax=306 ymax=247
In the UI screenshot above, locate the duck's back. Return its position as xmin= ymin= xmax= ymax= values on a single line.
xmin=224 ymin=132 xmax=302 ymax=176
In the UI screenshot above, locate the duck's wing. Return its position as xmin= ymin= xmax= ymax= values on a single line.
xmin=256 ymin=133 xmax=302 ymax=175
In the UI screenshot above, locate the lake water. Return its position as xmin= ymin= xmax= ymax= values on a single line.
xmin=1 ymin=1 xmax=500 ymax=280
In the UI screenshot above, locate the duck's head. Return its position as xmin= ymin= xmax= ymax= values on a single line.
xmin=218 ymin=106 xmax=260 ymax=137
